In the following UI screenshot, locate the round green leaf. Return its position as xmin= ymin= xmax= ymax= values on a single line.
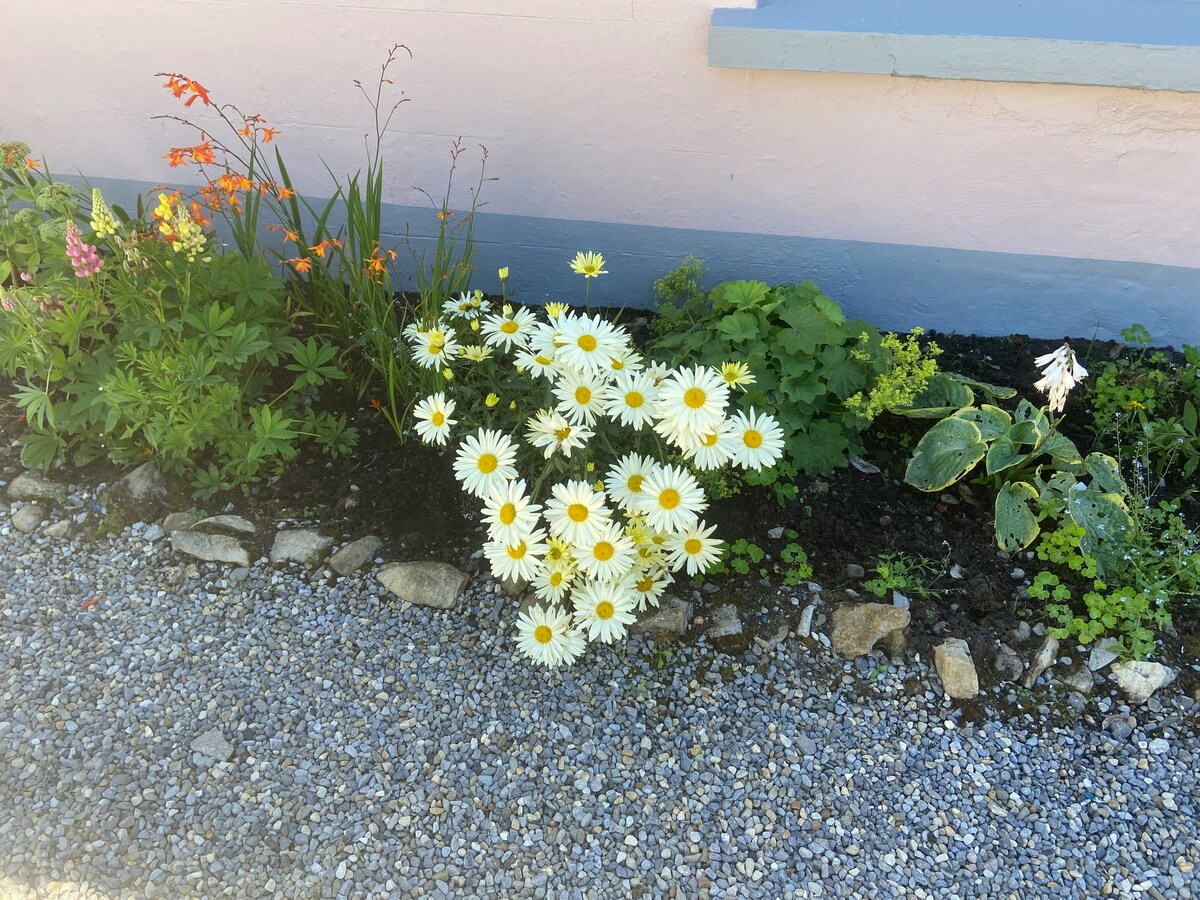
xmin=905 ymin=417 xmax=986 ymax=491
xmin=995 ymin=481 xmax=1040 ymax=552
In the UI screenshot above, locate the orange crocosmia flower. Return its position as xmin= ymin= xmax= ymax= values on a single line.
xmin=260 ymin=128 xmax=279 ymax=143
xmin=284 ymin=229 xmax=300 ymax=243
xmin=238 ymin=124 xmax=254 ymax=139
xmin=190 ymin=141 xmax=215 ymax=165
xmin=275 ymin=186 xmax=295 ymax=201
xmin=24 ymin=157 xmax=40 ymax=171
xmin=183 ymin=80 xmax=211 ymax=108
xmin=436 ymin=210 xmax=455 ymax=221
xmin=189 ymin=202 xmax=211 ymax=227
xmin=164 ymin=147 xmax=188 ymax=167
xmin=286 ymin=257 xmax=312 ymax=275
xmin=369 ymin=398 xmax=383 ymax=412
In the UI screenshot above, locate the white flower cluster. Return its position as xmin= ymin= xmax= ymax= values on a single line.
xmin=1034 ymin=343 xmax=1088 ymax=416
xmin=408 ymin=290 xmax=785 ymax=667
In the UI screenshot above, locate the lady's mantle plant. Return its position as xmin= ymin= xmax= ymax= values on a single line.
xmin=410 ymin=256 xmax=786 ymax=667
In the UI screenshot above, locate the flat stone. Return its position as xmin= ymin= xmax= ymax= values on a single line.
xmin=376 ymin=562 xmax=470 ymax=610
xmin=1057 ymin=667 xmax=1094 ymax=695
xmin=754 ymin=625 xmax=789 ymax=650
xmin=706 ymin=604 xmax=748 ymax=655
xmin=190 ymin=727 xmax=233 ymax=761
xmin=11 ymin=504 xmax=46 ymax=534
xmin=796 ymin=604 xmax=816 ymax=638
xmin=109 ymin=462 xmax=172 ymax=510
xmin=1111 ymin=661 xmax=1174 ymax=705
xmin=630 ymin=595 xmax=692 ymax=636
xmin=161 ymin=511 xmax=198 ymax=535
xmin=270 ymin=529 xmax=334 ymax=567
xmin=830 ymin=602 xmax=910 ymax=659
xmin=933 ymin=638 xmax=979 ymax=699
xmin=190 ymin=514 xmax=257 ymax=536
xmin=1088 ymin=638 xmax=1122 ymax=672
xmin=328 ymin=535 xmax=382 ymax=576
xmin=43 ymin=520 xmax=74 ymax=540
xmin=143 ymin=523 xmax=165 ymax=542
xmin=992 ymin=650 xmax=1024 ymax=682
xmin=8 ymin=471 xmax=67 ymax=505
xmin=844 ymin=564 xmax=865 ymax=579
xmin=1022 ymin=635 xmax=1059 ymax=688
xmin=171 ymin=531 xmax=250 ymax=567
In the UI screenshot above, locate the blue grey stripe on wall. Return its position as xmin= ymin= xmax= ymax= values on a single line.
xmin=82 ymin=175 xmax=1199 ymax=348
xmin=710 ymin=0 xmax=1200 ymax=92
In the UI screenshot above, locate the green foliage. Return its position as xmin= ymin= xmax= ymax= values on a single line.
xmin=651 ymin=255 xmax=706 ymax=329
xmin=0 ymin=145 xmax=79 ymax=286
xmin=863 ymin=552 xmax=942 ymax=600
xmin=706 ymin=532 xmax=812 ymax=585
xmin=0 ymin=174 xmax=354 ymax=497
xmin=650 ymin=273 xmax=940 ymax=503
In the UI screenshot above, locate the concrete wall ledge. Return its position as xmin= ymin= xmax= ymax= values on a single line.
xmin=710 ymin=0 xmax=1200 ymax=92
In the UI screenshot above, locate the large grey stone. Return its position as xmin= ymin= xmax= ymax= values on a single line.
xmin=830 ymin=602 xmax=910 ymax=659
xmin=161 ymin=511 xmax=198 ymax=535
xmin=11 ymin=504 xmax=46 ymax=534
xmin=707 ymin=604 xmax=747 ymax=654
xmin=377 ymin=562 xmax=470 ymax=610
xmin=190 ymin=727 xmax=234 ymax=761
xmin=1088 ymin=638 xmax=1122 ymax=672
xmin=630 ymin=595 xmax=692 ymax=636
xmin=190 ymin=514 xmax=257 ymax=536
xmin=8 ymin=472 xmax=66 ymax=505
xmin=43 ymin=519 xmax=74 ymax=540
xmin=933 ymin=638 xmax=979 ymax=699
xmin=110 ymin=462 xmax=172 ymax=511
xmin=270 ymin=529 xmax=333 ymax=567
xmin=1022 ymin=635 xmax=1060 ymax=688
xmin=1111 ymin=661 xmax=1174 ymax=705
xmin=171 ymin=531 xmax=250 ymax=567
xmin=328 ymin=535 xmax=382 ymax=576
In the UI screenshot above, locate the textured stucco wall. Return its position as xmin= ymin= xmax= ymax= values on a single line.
xmin=3 ymin=0 xmax=1198 ymax=341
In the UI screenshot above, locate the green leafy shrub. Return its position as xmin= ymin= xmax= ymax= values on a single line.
xmin=650 ymin=273 xmax=940 ymax=503
xmin=0 ymin=161 xmax=354 ymax=497
xmin=863 ymin=552 xmax=942 ymax=600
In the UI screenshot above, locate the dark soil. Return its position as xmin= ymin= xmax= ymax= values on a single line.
xmin=2 ymin=326 xmax=1197 ymax=713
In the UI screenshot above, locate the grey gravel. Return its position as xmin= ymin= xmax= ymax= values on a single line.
xmin=0 ymin=502 xmax=1197 ymax=899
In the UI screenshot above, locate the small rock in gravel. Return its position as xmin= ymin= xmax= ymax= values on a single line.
xmin=8 ymin=471 xmax=67 ymax=505
xmin=830 ymin=602 xmax=909 ymax=659
xmin=879 ymin=628 xmax=908 ymax=661
xmin=1111 ymin=661 xmax=1174 ymax=705
xmin=891 ymin=591 xmax=910 ymax=610
xmin=844 ymin=563 xmax=865 ymax=579
xmin=766 ymin=526 xmax=785 ymax=540
xmin=1149 ymin=738 xmax=1170 ymax=755
xmin=1087 ymin=637 xmax=1122 ymax=672
xmin=171 ymin=531 xmax=251 ymax=567
xmin=1066 ymin=692 xmax=1087 ymax=714
xmin=328 ymin=535 xmax=382 ymax=576
xmin=108 ymin=461 xmax=173 ymax=513
xmin=754 ymin=625 xmax=789 ymax=650
xmin=377 ymin=561 xmax=470 ymax=609
xmin=1057 ymin=667 xmax=1094 ymax=694
xmin=1103 ymin=714 xmax=1136 ymax=742
xmin=190 ymin=727 xmax=234 ymax=761
xmin=1009 ymin=621 xmax=1032 ymax=644
xmin=270 ymin=528 xmax=334 ymax=567
xmin=142 ymin=523 xmax=165 ymax=542
xmin=707 ymin=604 xmax=747 ymax=655
xmin=630 ymin=595 xmax=692 ymax=636
xmin=161 ymin=511 xmax=198 ymax=535
xmin=796 ymin=604 xmax=816 ymax=638
xmin=933 ymin=638 xmax=979 ymax=699
xmin=11 ymin=504 xmax=46 ymax=534
xmin=43 ymin=519 xmax=74 ymax=540
xmin=1022 ymin=635 xmax=1059 ymax=688
xmin=190 ymin=514 xmax=257 ymax=536
xmin=993 ymin=649 xmax=1024 ymax=682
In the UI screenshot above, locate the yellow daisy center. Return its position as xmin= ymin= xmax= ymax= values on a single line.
xmin=625 ymin=391 xmax=644 ymax=409
xmin=568 ymin=503 xmax=589 ymax=523
xmin=702 ymin=431 xmax=719 ymax=447
xmin=534 ymin=625 xmax=553 ymax=644
xmin=477 ymin=453 xmax=498 ymax=474
xmin=575 ymin=386 xmax=592 ymax=405
xmin=555 ymin=426 xmax=573 ymax=442
xmin=499 ymin=503 xmax=517 ymax=525
xmin=507 ymin=541 xmax=527 ymax=559
xmin=578 ymin=334 xmax=597 ymax=352
xmin=611 ymin=358 xmax=625 ymax=370
xmin=501 ymin=320 xmax=519 ymax=334
xmin=536 ymin=355 xmax=552 ymax=366
xmin=685 ymin=538 xmax=702 ymax=554
xmin=596 ymin=601 xmax=614 ymax=620
xmin=744 ymin=429 xmax=763 ymax=449
xmin=594 ymin=542 xmax=614 ymax=561
xmin=627 ymin=474 xmax=644 ymax=493
xmin=658 ymin=488 xmax=680 ymax=509
xmin=684 ymin=387 xmax=706 ymax=409
xmin=430 ymin=344 xmax=443 ymax=356
xmin=550 ymin=571 xmax=563 ymax=586
xmin=637 ymin=576 xmax=654 ymax=592
xmin=431 ymin=411 xmax=445 ymax=426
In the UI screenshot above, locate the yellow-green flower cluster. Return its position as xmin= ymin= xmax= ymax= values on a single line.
xmin=846 ymin=328 xmax=941 ymax=421
xmin=89 ymin=189 xmax=120 ymax=240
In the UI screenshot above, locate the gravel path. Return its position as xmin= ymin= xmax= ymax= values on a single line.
xmin=1 ymin=508 xmax=1197 ymax=899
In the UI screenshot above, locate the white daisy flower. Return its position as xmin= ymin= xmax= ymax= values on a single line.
xmin=410 ymin=327 xmax=460 ymax=370
xmin=514 ymin=348 xmax=558 ymax=379
xmin=656 ymin=364 xmax=729 ymax=435
xmin=544 ymin=536 xmax=576 ymax=572
xmin=544 ymin=480 xmax=613 ymax=545
xmin=442 ymin=291 xmax=482 ymax=321
xmin=554 ymin=369 xmax=612 ymax=426
xmin=679 ymin=421 xmax=735 ymax=471
xmin=665 ymin=520 xmax=723 ymax=576
xmin=516 ymin=603 xmax=586 ymax=667
xmin=645 ymin=362 xmax=670 ymax=386
xmin=575 ymin=520 xmax=636 ymax=583
xmin=484 ymin=527 xmax=548 ymax=583
xmin=604 ymin=453 xmax=659 ymax=513
xmin=481 ymin=305 xmax=537 ymax=350
xmin=628 ymin=567 xmax=671 ymax=610
xmin=720 ymin=361 xmax=756 ymax=390
xmin=525 ymin=410 xmax=593 ymax=459
xmin=727 ymin=407 xmax=786 ymax=471
xmin=571 ymin=579 xmax=638 ymax=644
xmin=532 ymin=565 xmax=575 ymax=604
xmin=482 ymin=479 xmax=542 ymax=545
xmin=606 ymin=348 xmax=644 ymax=374
xmin=412 ymin=392 xmax=457 ymax=446
xmin=1033 ymin=343 xmax=1088 ymax=415
xmin=637 ymin=463 xmax=707 ymax=534
xmin=604 ymin=370 xmax=659 ymax=431
xmin=554 ymin=313 xmax=625 ymax=373
xmin=453 ymin=428 xmax=518 ymax=498
xmin=458 ymin=344 xmax=493 ymax=362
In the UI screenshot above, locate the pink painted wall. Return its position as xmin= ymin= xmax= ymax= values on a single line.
xmin=5 ymin=0 xmax=1199 ymax=270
